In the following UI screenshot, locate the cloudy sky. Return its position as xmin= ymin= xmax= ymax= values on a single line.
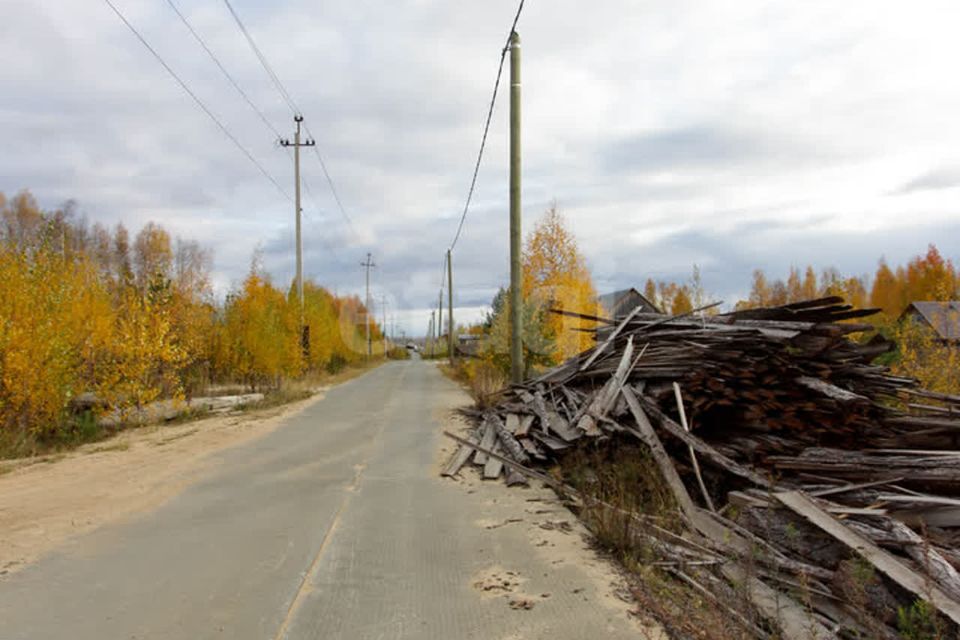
xmin=4 ymin=0 xmax=960 ymax=334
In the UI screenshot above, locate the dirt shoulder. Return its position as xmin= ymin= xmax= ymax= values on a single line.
xmin=435 ymin=409 xmax=666 ymax=639
xmin=0 ymin=384 xmax=336 ymax=577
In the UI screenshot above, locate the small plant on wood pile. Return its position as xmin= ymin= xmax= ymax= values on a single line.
xmin=897 ymin=599 xmax=946 ymax=640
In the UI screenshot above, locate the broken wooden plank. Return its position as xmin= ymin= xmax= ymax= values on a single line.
xmin=775 ymin=490 xmax=960 ymax=626
xmin=473 ymin=418 xmax=496 ymax=465
xmin=515 ymin=414 xmax=534 ymax=437
xmin=484 ymin=442 xmax=504 ymax=479
xmin=488 ymin=413 xmax=529 ymax=464
xmin=577 ymin=337 xmax=636 ymax=435
xmin=673 ymin=382 xmax=715 ymax=512
xmin=441 ymin=431 xmax=479 ymax=477
xmin=442 ymin=430 xmax=573 ymax=494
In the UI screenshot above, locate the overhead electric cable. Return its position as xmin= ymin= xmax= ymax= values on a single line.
xmin=221 ymin=0 xmax=300 ymax=114
xmin=165 ymin=0 xmax=282 ymax=138
xmin=220 ymin=0 xmax=358 ymax=239
xmin=448 ymin=0 xmax=526 ymax=251
xmin=102 ymin=0 xmax=290 ymax=200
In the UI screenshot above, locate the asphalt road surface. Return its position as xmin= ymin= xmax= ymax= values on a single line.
xmin=0 ymin=361 xmax=647 ymax=639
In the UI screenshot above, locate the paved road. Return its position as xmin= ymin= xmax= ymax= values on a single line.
xmin=0 ymin=361 xmax=645 ymax=639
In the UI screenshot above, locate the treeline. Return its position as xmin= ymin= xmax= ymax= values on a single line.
xmin=642 ymin=244 xmax=958 ymax=321
xmin=0 ymin=190 xmax=380 ymax=446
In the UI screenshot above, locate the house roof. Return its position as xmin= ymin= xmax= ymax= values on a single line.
xmin=902 ymin=301 xmax=960 ymax=341
xmin=598 ymin=288 xmax=661 ymax=318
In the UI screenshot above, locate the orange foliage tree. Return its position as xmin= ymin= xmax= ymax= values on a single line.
xmin=521 ymin=205 xmax=598 ymax=362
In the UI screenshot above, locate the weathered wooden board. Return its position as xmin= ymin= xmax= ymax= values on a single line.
xmin=775 ymin=490 xmax=960 ymax=626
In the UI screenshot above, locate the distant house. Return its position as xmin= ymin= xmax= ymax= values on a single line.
xmin=900 ymin=301 xmax=960 ymax=343
xmin=597 ymin=288 xmax=662 ymax=320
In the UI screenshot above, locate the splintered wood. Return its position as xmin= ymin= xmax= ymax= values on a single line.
xmin=444 ymin=297 xmax=960 ymax=639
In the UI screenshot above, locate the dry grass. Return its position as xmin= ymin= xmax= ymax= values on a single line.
xmin=439 ymin=359 xmax=509 ymax=409
xmin=556 ymin=441 xmax=770 ymax=640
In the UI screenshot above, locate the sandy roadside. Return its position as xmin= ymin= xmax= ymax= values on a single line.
xmin=435 ymin=412 xmax=666 ymax=639
xmin=0 ymin=390 xmax=329 ymax=577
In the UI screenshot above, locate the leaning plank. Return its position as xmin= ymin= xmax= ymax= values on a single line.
xmin=775 ymin=490 xmax=960 ymax=626
xmin=473 ymin=418 xmax=496 ymax=465
xmin=577 ymin=337 xmax=636 ymax=435
xmin=484 ymin=442 xmax=504 ymax=479
xmin=640 ymin=396 xmax=771 ymax=488
xmin=621 ymin=385 xmax=697 ymax=522
xmin=504 ymin=413 xmax=520 ymax=436
xmin=580 ymin=303 xmax=647 ymax=371
xmin=673 ymin=382 xmax=715 ymax=512
xmin=442 ymin=432 xmax=479 ymax=477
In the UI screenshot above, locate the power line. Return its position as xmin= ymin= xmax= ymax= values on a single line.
xmin=164 ymin=0 xmax=282 ymax=139
xmin=102 ymin=0 xmax=290 ymax=201
xmin=303 ymin=122 xmax=357 ymax=238
xmin=448 ymin=0 xmax=526 ymax=251
xmin=220 ymin=0 xmax=358 ymax=240
xmin=221 ymin=0 xmax=300 ymax=114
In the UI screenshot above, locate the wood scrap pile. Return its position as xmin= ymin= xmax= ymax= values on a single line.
xmin=443 ymin=297 xmax=960 ymax=638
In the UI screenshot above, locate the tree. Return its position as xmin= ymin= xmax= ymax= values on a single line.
xmin=133 ymin=222 xmax=173 ymax=292
xmin=801 ymin=266 xmax=818 ymax=300
xmin=521 ymin=205 xmax=598 ymax=361
xmin=870 ymin=258 xmax=901 ymax=317
xmin=786 ymin=267 xmax=802 ymax=302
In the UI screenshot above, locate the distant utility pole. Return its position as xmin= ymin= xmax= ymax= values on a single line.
xmin=429 ymin=309 xmax=436 ymax=357
xmin=380 ymin=294 xmax=388 ymax=356
xmin=360 ymin=253 xmax=376 ymax=358
xmin=280 ymin=115 xmax=315 ymax=358
xmin=509 ymin=31 xmax=523 ymax=384
xmin=447 ymin=249 xmax=455 ymax=364
xmin=437 ymin=288 xmax=444 ymax=349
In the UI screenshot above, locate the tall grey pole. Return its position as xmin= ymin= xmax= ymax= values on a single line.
xmin=447 ymin=249 xmax=455 ymax=364
xmin=509 ymin=31 xmax=523 ymax=383
xmin=381 ymin=294 xmax=388 ymax=356
xmin=437 ymin=288 xmax=444 ymax=352
xmin=429 ymin=309 xmax=436 ymax=357
xmin=360 ymin=253 xmax=375 ymax=358
xmin=280 ymin=116 xmax=315 ymax=358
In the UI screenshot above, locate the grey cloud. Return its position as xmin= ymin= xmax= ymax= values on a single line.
xmin=894 ymin=167 xmax=960 ymax=195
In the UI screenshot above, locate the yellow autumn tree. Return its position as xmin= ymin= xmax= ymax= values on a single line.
xmin=0 ymin=244 xmax=114 ymax=439
xmin=218 ymin=261 xmax=302 ymax=390
xmin=521 ymin=205 xmax=598 ymax=362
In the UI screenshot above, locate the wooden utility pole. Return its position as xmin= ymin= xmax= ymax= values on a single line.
xmin=447 ymin=249 xmax=455 ymax=364
xmin=380 ymin=294 xmax=388 ymax=356
xmin=429 ymin=309 xmax=436 ymax=357
xmin=360 ymin=252 xmax=376 ymax=358
xmin=509 ymin=31 xmax=523 ymax=384
xmin=280 ymin=115 xmax=315 ymax=358
xmin=437 ymin=287 xmax=444 ymax=353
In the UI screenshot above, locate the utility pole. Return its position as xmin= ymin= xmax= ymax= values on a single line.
xmin=360 ymin=253 xmax=376 ymax=358
xmin=429 ymin=309 xmax=436 ymax=357
xmin=280 ymin=115 xmax=315 ymax=359
xmin=447 ymin=249 xmax=454 ymax=364
xmin=509 ymin=31 xmax=523 ymax=384
xmin=380 ymin=294 xmax=388 ymax=356
xmin=437 ymin=287 xmax=444 ymax=352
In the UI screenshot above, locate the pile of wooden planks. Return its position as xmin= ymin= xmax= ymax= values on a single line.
xmin=444 ymin=297 xmax=960 ymax=638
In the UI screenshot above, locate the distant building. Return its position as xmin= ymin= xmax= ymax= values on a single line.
xmin=900 ymin=301 xmax=960 ymax=343
xmin=597 ymin=288 xmax=662 ymax=320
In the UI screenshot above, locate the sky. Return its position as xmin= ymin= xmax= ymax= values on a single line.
xmin=4 ymin=0 xmax=960 ymax=335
